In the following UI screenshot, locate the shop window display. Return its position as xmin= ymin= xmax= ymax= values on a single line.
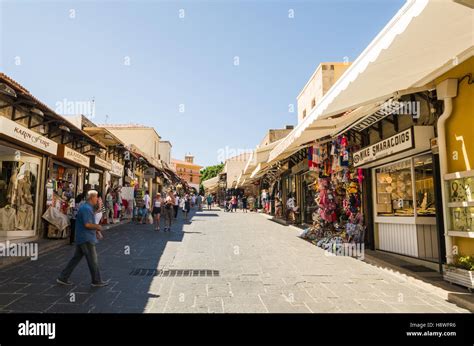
xmin=0 ymin=147 xmax=39 ymax=233
xmin=42 ymin=163 xmax=77 ymax=239
xmin=446 ymin=170 xmax=474 ymax=232
xmin=375 ymin=154 xmax=436 ymax=217
xmin=414 ymin=154 xmax=436 ymax=216
xmin=375 ymin=159 xmax=413 ymax=216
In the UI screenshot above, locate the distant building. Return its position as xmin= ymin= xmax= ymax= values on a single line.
xmin=171 ymin=154 xmax=203 ymax=190
xmin=297 ymin=62 xmax=352 ymax=124
xmin=99 ymin=124 xmax=161 ymax=167
xmin=222 ymin=152 xmax=253 ymax=188
xmin=258 ymin=126 xmax=294 ymax=147
xmin=159 ymin=140 xmax=172 ymax=165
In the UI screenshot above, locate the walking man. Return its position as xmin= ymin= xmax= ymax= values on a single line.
xmin=206 ymin=194 xmax=213 ymax=210
xmin=140 ymin=190 xmax=151 ymax=224
xmin=57 ymin=190 xmax=109 ymax=287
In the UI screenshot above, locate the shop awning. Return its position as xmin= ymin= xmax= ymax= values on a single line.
xmin=269 ymin=0 xmax=474 ymax=163
xmin=83 ymin=126 xmax=125 ymax=147
xmin=203 ymin=176 xmax=220 ymax=193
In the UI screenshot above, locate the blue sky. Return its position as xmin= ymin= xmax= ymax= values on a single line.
xmin=0 ymin=0 xmax=404 ymax=166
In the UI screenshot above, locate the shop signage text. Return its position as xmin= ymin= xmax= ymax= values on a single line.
xmin=92 ymin=156 xmax=112 ymax=171
xmin=0 ymin=117 xmax=58 ymax=155
xmin=351 ymin=100 xmax=405 ymax=132
xmin=353 ymin=128 xmax=414 ymax=167
xmin=59 ymin=145 xmax=90 ymax=167
xmin=110 ymin=160 xmax=124 ymax=177
xmin=144 ymin=167 xmax=156 ymax=179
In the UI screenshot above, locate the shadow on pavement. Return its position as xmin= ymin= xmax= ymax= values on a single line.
xmin=0 ymin=207 xmax=206 ymax=313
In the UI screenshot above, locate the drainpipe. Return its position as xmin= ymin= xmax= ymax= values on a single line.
xmin=436 ymin=78 xmax=458 ymax=265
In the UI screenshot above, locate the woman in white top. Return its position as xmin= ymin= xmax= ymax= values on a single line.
xmin=152 ymin=193 xmax=162 ymax=231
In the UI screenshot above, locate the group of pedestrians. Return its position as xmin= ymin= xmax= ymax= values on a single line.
xmin=138 ymin=190 xmax=212 ymax=231
xmin=224 ymin=195 xmax=248 ymax=212
xmin=57 ymin=188 xmax=213 ymax=288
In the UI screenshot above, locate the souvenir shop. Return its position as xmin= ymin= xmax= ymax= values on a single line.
xmin=44 ymin=145 xmax=90 ymax=239
xmin=108 ymin=159 xmax=124 ymax=188
xmin=85 ymin=155 xmax=112 ymax=195
xmin=299 ymin=133 xmax=366 ymax=254
xmin=353 ymin=125 xmax=440 ymax=263
xmin=0 ymin=117 xmax=57 ymax=240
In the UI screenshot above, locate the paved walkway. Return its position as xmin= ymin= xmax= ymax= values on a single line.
xmin=0 ymin=209 xmax=469 ymax=313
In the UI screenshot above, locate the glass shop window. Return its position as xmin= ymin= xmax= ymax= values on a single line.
xmin=375 ymin=159 xmax=413 ymax=216
xmin=414 ymin=154 xmax=436 ymax=216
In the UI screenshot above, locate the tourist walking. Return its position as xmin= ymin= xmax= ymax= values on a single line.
xmin=152 ymin=192 xmax=162 ymax=231
xmin=57 ymin=190 xmax=109 ymax=287
xmin=105 ymin=188 xmax=114 ymax=224
xmin=206 ymin=194 xmax=213 ymax=210
xmin=163 ymin=190 xmax=175 ymax=232
xmin=196 ymin=194 xmax=203 ymax=211
xmin=95 ymin=192 xmax=105 ymax=225
xmin=140 ymin=190 xmax=151 ymax=224
xmin=231 ymin=195 xmax=238 ymax=212
xmin=241 ymin=195 xmax=248 ymax=213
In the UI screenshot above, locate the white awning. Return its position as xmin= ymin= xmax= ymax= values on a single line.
xmin=269 ymin=0 xmax=474 ymax=163
xmin=202 ymin=176 xmax=219 ymax=191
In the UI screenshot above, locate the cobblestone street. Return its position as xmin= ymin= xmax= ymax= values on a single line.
xmin=0 ymin=209 xmax=469 ymax=313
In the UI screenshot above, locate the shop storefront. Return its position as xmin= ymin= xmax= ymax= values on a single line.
xmin=0 ymin=117 xmax=58 ymax=240
xmin=51 ymin=144 xmax=90 ymax=198
xmin=301 ymin=170 xmax=319 ymax=224
xmin=353 ymin=126 xmax=438 ymax=262
xmin=86 ymin=156 xmax=112 ymax=195
xmin=44 ymin=145 xmax=90 ymax=239
xmin=108 ymin=159 xmax=124 ymax=188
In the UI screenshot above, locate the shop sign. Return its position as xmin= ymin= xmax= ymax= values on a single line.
xmin=91 ymin=156 xmax=112 ymax=171
xmin=110 ymin=160 xmax=124 ymax=177
xmin=350 ymin=100 xmax=405 ymax=132
xmin=353 ymin=128 xmax=414 ymax=167
xmin=144 ymin=167 xmax=156 ymax=179
xmin=58 ymin=145 xmax=90 ymax=167
xmin=291 ymin=159 xmax=308 ymax=174
xmin=0 ymin=116 xmax=58 ymax=155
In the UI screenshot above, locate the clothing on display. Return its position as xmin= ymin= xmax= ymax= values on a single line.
xmin=0 ymin=159 xmax=38 ymax=232
xmin=0 ymin=205 xmax=16 ymax=230
xmin=300 ymin=135 xmax=365 ymax=250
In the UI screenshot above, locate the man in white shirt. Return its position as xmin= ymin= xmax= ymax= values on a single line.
xmin=140 ymin=190 xmax=151 ymax=224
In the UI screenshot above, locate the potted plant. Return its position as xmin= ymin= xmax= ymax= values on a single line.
xmin=443 ymin=255 xmax=474 ymax=291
